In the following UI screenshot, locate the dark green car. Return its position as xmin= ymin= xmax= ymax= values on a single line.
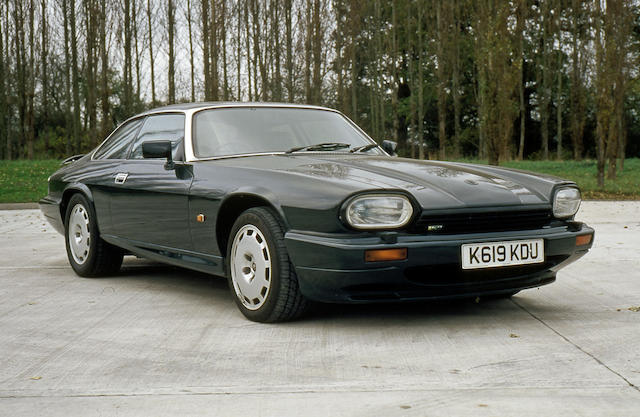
xmin=40 ymin=103 xmax=594 ymax=322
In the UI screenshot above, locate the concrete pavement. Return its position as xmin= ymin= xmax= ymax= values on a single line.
xmin=0 ymin=202 xmax=639 ymax=416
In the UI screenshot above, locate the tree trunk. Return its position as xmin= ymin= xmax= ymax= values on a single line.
xmin=594 ymin=0 xmax=605 ymax=188
xmin=221 ymin=0 xmax=229 ymax=100
xmin=417 ymin=0 xmax=424 ymax=159
xmin=304 ymin=1 xmax=311 ymax=103
xmin=539 ymin=1 xmax=551 ymax=160
xmin=284 ymin=0 xmax=293 ymax=101
xmin=556 ymin=51 xmax=563 ymax=160
xmin=391 ymin=0 xmax=398 ymax=143
xmin=311 ymin=0 xmax=322 ymax=104
xmin=235 ymin=0 xmax=241 ymax=99
xmin=244 ymin=0 xmax=252 ymax=101
xmin=349 ymin=2 xmax=358 ymax=122
xmin=147 ymin=0 xmax=156 ymax=105
xmin=85 ymin=0 xmax=97 ymax=147
xmin=62 ymin=0 xmax=72 ymax=156
xmin=202 ymin=0 xmax=210 ymax=100
xmin=123 ymin=0 xmax=132 ymax=114
xmin=69 ymin=0 xmax=81 ymax=151
xmin=2 ymin=0 xmax=9 ymax=159
xmin=209 ymin=0 xmax=219 ymax=101
xmin=272 ymin=0 xmax=281 ymax=102
xmin=13 ymin=0 xmax=25 ymax=158
xmin=132 ymin=0 xmax=140 ymax=105
xmin=0 ymin=0 xmax=5 ymax=159
xmin=451 ymin=0 xmax=461 ymax=158
xmin=186 ymin=0 xmax=195 ymax=101
xmin=25 ymin=0 xmax=35 ymax=159
xmin=435 ymin=0 xmax=447 ymax=160
xmin=99 ymin=0 xmax=110 ymax=139
xmin=167 ymin=0 xmax=175 ymax=103
xmin=40 ymin=0 xmax=48 ymax=152
xmin=517 ymin=0 xmax=526 ymax=160
xmin=570 ymin=0 xmax=585 ymax=160
xmin=250 ymin=0 xmax=262 ymax=100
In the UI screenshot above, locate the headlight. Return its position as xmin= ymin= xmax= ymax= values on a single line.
xmin=553 ymin=187 xmax=581 ymax=218
xmin=344 ymin=194 xmax=413 ymax=229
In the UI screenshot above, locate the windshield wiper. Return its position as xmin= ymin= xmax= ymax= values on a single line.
xmin=285 ymin=142 xmax=351 ymax=154
xmin=349 ymin=143 xmax=379 ymax=153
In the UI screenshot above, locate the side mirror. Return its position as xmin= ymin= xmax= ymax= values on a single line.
xmin=382 ymin=140 xmax=398 ymax=156
xmin=142 ymin=140 xmax=174 ymax=170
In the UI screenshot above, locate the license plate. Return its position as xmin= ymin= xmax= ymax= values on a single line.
xmin=461 ymin=239 xmax=544 ymax=270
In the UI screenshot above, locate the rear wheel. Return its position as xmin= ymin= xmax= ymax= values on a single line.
xmin=227 ymin=207 xmax=308 ymax=322
xmin=64 ymin=193 xmax=123 ymax=277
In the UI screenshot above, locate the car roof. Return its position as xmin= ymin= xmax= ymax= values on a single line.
xmin=141 ymin=102 xmax=334 ymax=116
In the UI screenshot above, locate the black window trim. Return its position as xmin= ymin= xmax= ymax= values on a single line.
xmin=91 ymin=111 xmax=187 ymax=161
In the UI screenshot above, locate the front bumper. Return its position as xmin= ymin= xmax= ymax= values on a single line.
xmin=284 ymin=223 xmax=594 ymax=303
xmin=39 ymin=196 xmax=64 ymax=235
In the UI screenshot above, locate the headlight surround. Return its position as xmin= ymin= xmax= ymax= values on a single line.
xmin=553 ymin=187 xmax=581 ymax=219
xmin=344 ymin=194 xmax=414 ymax=229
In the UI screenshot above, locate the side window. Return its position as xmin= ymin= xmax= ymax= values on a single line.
xmin=93 ymin=119 xmax=143 ymax=159
xmin=128 ymin=114 xmax=185 ymax=160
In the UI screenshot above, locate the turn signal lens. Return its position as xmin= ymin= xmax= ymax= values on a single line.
xmin=576 ymin=234 xmax=592 ymax=246
xmin=365 ymin=248 xmax=408 ymax=262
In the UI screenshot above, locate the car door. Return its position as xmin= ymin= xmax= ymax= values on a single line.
xmin=87 ymin=117 xmax=145 ymax=236
xmin=109 ymin=113 xmax=193 ymax=251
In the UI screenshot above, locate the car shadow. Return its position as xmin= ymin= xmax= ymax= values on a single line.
xmin=98 ymin=256 xmax=541 ymax=324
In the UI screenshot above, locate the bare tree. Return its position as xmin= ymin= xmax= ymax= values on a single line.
xmin=84 ymin=0 xmax=98 ymax=146
xmin=475 ymin=0 xmax=520 ymax=165
xmin=0 ymin=1 xmax=6 ymax=159
xmin=147 ymin=0 xmax=156 ymax=105
xmin=99 ymin=0 xmax=110 ymax=139
xmin=123 ymin=0 xmax=133 ymax=114
xmin=186 ymin=0 xmax=196 ymax=101
xmin=569 ymin=0 xmax=586 ymax=160
xmin=167 ymin=0 xmax=176 ymax=103
xmin=284 ymin=0 xmax=293 ymax=102
xmin=517 ymin=0 xmax=527 ymax=160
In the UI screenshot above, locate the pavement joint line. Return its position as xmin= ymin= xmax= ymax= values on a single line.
xmin=511 ymin=298 xmax=640 ymax=394
xmin=0 ymin=385 xmax=635 ymax=399
xmin=0 ymin=267 xmax=69 ymax=270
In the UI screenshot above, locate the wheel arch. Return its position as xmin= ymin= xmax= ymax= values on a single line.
xmin=216 ymin=189 xmax=288 ymax=257
xmin=60 ymin=184 xmax=94 ymax=222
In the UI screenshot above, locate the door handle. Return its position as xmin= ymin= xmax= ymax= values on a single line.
xmin=114 ymin=173 xmax=129 ymax=184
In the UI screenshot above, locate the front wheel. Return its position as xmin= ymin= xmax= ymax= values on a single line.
xmin=227 ymin=207 xmax=308 ymax=322
xmin=64 ymin=193 xmax=123 ymax=277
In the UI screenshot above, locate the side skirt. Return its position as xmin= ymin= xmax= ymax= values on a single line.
xmin=101 ymin=234 xmax=226 ymax=277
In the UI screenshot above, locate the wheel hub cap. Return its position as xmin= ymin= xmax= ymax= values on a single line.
xmin=230 ymin=224 xmax=272 ymax=310
xmin=68 ymin=204 xmax=90 ymax=265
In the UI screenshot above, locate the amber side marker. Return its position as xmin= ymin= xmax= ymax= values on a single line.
xmin=365 ymin=248 xmax=408 ymax=262
xmin=196 ymin=214 xmax=206 ymax=223
xmin=576 ymin=234 xmax=592 ymax=246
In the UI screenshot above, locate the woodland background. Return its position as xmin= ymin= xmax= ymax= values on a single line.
xmin=0 ymin=0 xmax=638 ymax=188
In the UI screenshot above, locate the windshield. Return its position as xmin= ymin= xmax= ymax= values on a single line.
xmin=192 ymin=107 xmax=375 ymax=158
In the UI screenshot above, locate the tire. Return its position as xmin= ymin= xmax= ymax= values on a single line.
xmin=64 ymin=193 xmax=123 ymax=277
xmin=226 ymin=207 xmax=308 ymax=322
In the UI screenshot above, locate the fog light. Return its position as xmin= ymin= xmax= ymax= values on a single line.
xmin=576 ymin=234 xmax=592 ymax=246
xmin=365 ymin=248 xmax=408 ymax=262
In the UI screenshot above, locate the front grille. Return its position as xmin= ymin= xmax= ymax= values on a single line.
xmin=411 ymin=208 xmax=554 ymax=234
